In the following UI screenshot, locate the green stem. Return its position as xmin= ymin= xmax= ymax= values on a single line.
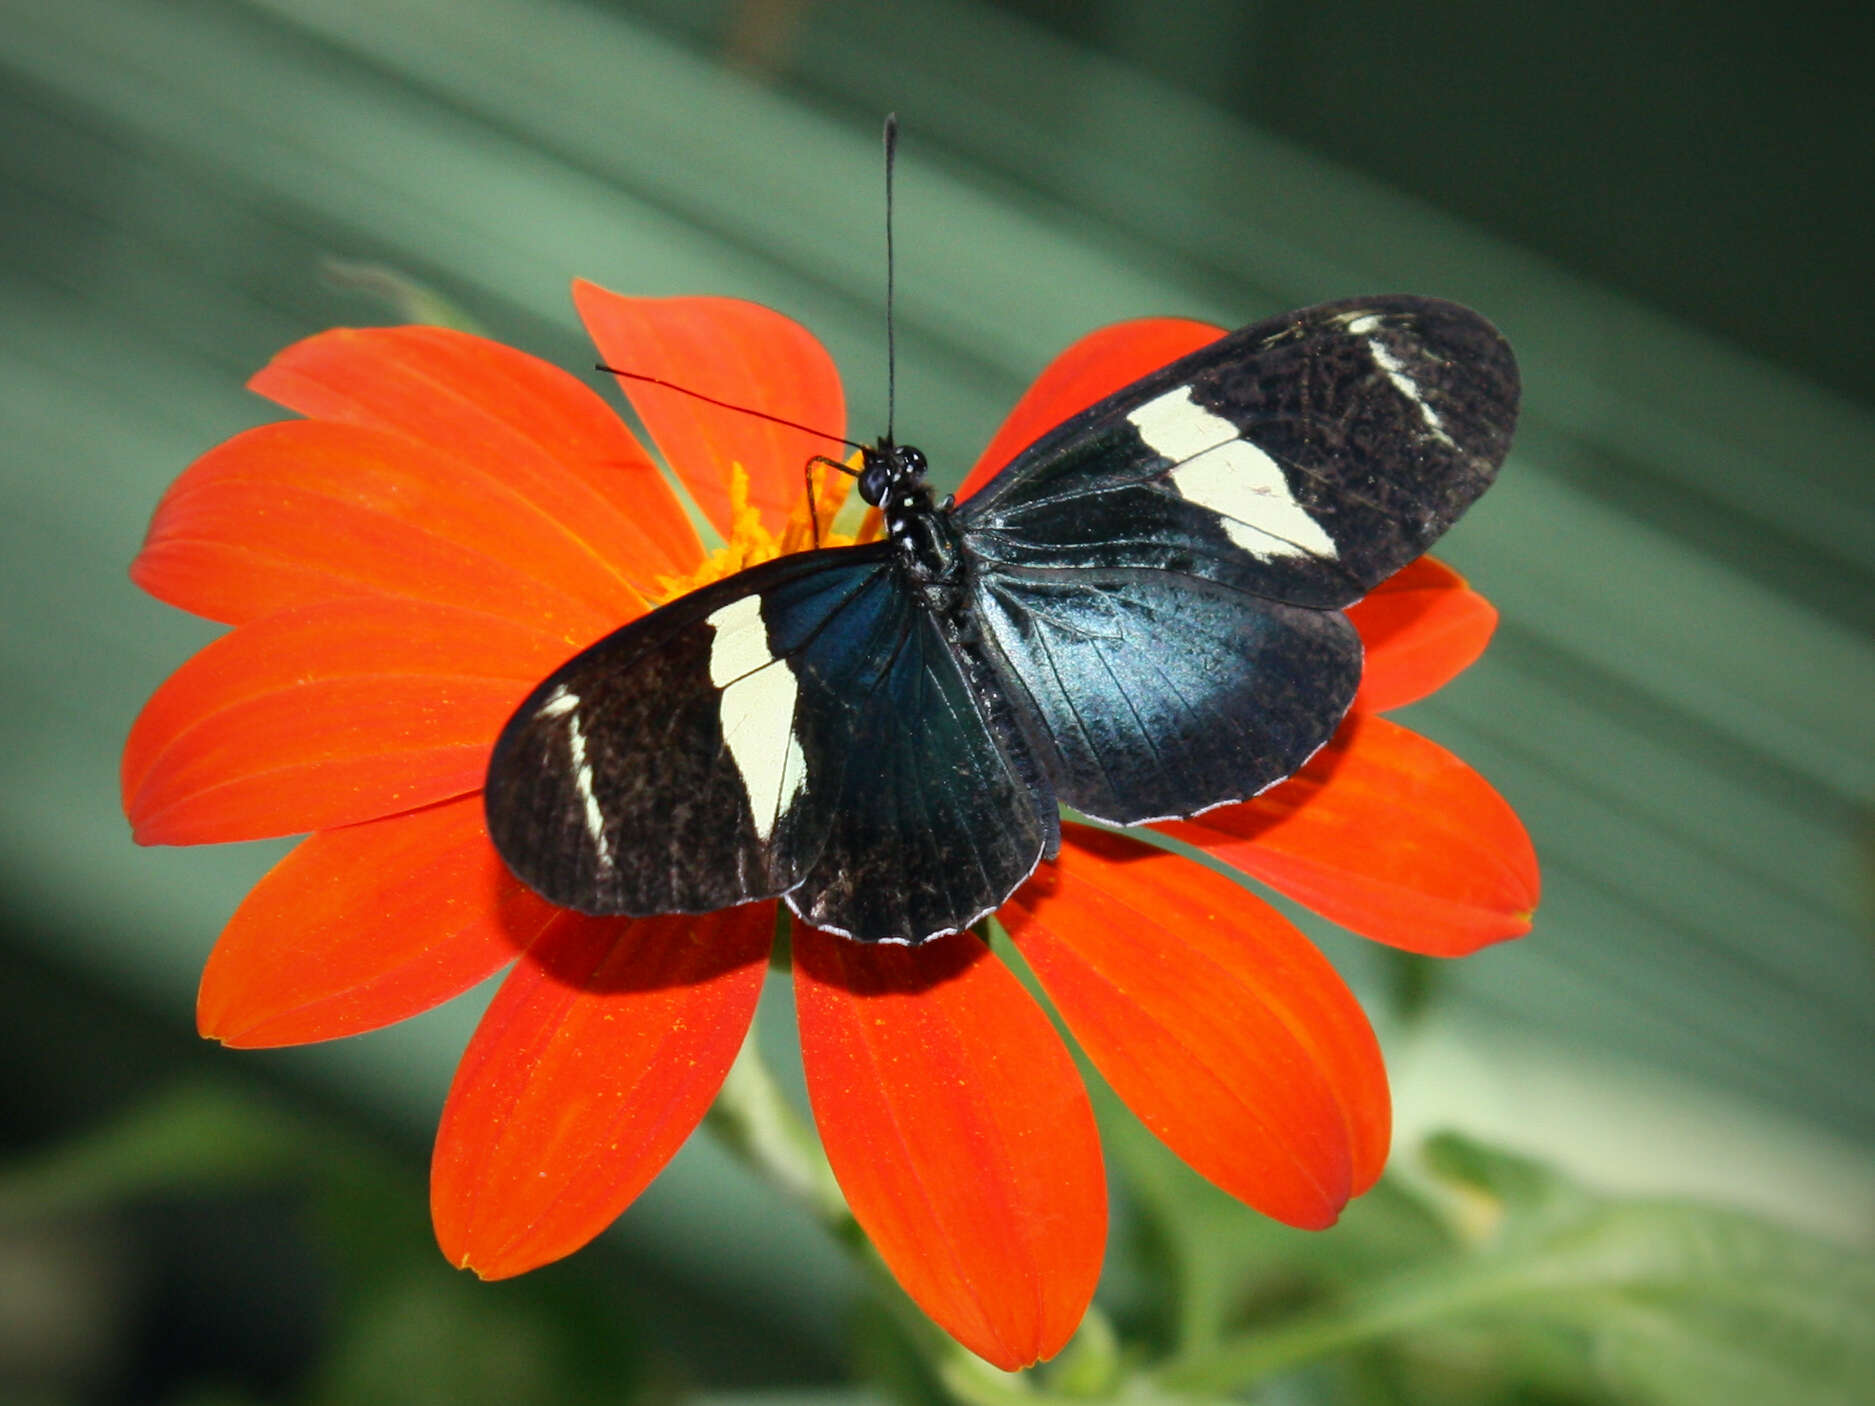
xmin=1153 ymin=1306 xmax=1402 ymax=1391
xmin=703 ymin=1021 xmax=854 ymax=1240
xmin=701 ymin=1020 xmax=1143 ymax=1404
xmin=1152 ymin=1262 xmax=1543 ymax=1393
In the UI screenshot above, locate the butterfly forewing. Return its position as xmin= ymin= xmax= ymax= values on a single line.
xmin=484 ymin=550 xmax=868 ymax=917
xmin=959 ymin=295 xmax=1519 ymax=609
xmin=484 ymin=545 xmax=1051 ymax=943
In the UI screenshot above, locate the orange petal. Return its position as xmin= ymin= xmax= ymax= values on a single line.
xmin=573 ymin=282 xmax=846 ymax=540
xmin=1006 ymin=825 xmax=1388 ymax=1221
xmin=249 ymin=323 xmax=700 ymax=587
xmin=133 ymin=420 xmax=642 ymax=636
xmin=792 ymin=925 xmax=1104 ymax=1370
xmin=1164 ymin=714 xmax=1540 ymax=956
xmin=431 ymin=905 xmax=772 ymax=1278
xmin=1348 ymin=557 xmax=1498 ymax=712
xmin=198 ymin=794 xmax=556 ymax=1048
xmin=123 ymin=597 xmax=570 ymax=846
xmin=959 ymin=317 xmax=1225 ymax=499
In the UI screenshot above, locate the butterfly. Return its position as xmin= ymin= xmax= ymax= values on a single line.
xmin=484 ymin=296 xmax=1520 ymax=944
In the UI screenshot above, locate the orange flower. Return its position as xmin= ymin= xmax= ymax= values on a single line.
xmin=123 ymin=282 xmax=1538 ymax=1370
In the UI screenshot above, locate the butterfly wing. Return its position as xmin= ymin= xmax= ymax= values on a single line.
xmin=969 ymin=569 xmax=1361 ymax=825
xmin=484 ymin=545 xmax=1054 ymax=943
xmin=777 ymin=572 xmax=1058 ymax=942
xmin=958 ymin=295 xmax=1519 ymax=609
xmin=955 ymin=295 xmax=1517 ymax=824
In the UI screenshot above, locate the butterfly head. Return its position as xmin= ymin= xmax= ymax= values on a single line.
xmin=856 ymin=441 xmax=929 ymax=508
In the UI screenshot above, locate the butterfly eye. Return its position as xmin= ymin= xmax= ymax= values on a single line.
xmin=857 ymin=452 xmax=893 ymax=505
xmin=897 ymin=446 xmax=928 ymax=480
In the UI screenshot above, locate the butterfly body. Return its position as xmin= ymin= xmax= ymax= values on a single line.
xmin=868 ymin=444 xmax=966 ymax=614
xmin=485 ymin=296 xmax=1520 ymax=944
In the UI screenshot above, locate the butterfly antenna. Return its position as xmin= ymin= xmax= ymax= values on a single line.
xmin=883 ymin=111 xmax=899 ymax=446
xmin=595 ymin=364 xmax=865 ymax=451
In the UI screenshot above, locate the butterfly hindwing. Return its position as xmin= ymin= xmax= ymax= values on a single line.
xmin=484 ymin=545 xmax=1052 ymax=943
xmin=970 ymin=568 xmax=1362 ymax=825
xmin=959 ymin=295 xmax=1518 ymax=609
xmin=780 ymin=582 xmax=1056 ymax=941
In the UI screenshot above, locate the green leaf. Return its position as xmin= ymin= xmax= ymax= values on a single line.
xmin=304 ymin=1265 xmax=645 ymax=1406
xmin=0 ymin=1081 xmax=314 ymax=1222
xmin=1037 ymin=1305 xmax=1120 ymax=1397
xmin=1155 ymin=1132 xmax=1875 ymax=1405
xmin=0 ymin=1081 xmax=652 ymax=1404
xmin=1100 ymin=1083 xmax=1452 ymax=1355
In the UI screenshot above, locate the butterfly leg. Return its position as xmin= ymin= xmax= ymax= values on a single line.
xmin=805 ymin=453 xmax=859 ymax=548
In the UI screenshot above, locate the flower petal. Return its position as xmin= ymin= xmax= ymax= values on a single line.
xmin=958 ymin=317 xmax=1224 ymax=500
xmin=123 ymin=597 xmax=570 ymax=845
xmin=431 ymin=905 xmax=772 ymax=1279
xmin=1005 ymin=825 xmax=1387 ymax=1222
xmin=133 ymin=420 xmax=643 ymax=636
xmin=792 ymin=924 xmax=1104 ymax=1370
xmin=1164 ymin=714 xmax=1540 ymax=956
xmin=1348 ymin=557 xmax=1498 ymax=712
xmin=249 ymin=323 xmax=699 ymax=589
xmin=198 ymin=794 xmax=555 ymax=1048
xmin=573 ymin=282 xmax=846 ymax=540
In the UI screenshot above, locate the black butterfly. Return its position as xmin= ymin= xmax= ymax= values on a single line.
xmin=484 ymin=296 xmax=1519 ymax=944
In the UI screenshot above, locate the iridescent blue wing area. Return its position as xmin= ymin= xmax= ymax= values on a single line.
xmin=968 ymin=568 xmax=1361 ymax=826
xmin=484 ymin=546 xmax=1054 ymax=944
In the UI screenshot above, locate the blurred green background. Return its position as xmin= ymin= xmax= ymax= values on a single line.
xmin=3 ymin=1 xmax=1871 ymax=1402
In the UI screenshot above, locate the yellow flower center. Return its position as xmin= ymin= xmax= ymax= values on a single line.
xmin=655 ymin=455 xmax=884 ymax=603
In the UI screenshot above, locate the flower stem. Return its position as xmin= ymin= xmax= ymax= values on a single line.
xmin=1152 ymin=1310 xmax=1390 ymax=1391
xmin=704 ymin=1019 xmax=856 ymax=1242
xmin=1151 ymin=1274 xmax=1498 ymax=1395
xmin=705 ymin=1022 xmax=1146 ymax=1401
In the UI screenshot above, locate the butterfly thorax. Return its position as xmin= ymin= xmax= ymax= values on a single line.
xmin=856 ymin=438 xmax=975 ymax=646
xmin=855 ymin=440 xmax=954 ymax=582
